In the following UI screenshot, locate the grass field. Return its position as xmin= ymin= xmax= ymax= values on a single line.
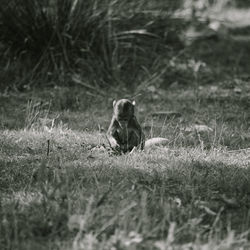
xmin=1 ymin=55 xmax=250 ymax=249
xmin=1 ymin=1 xmax=250 ymax=249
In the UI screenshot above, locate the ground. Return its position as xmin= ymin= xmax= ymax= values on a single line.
xmin=1 ymin=54 xmax=250 ymax=249
xmin=1 ymin=3 xmax=250 ymax=249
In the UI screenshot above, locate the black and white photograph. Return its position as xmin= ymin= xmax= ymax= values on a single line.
xmin=1 ymin=0 xmax=250 ymax=249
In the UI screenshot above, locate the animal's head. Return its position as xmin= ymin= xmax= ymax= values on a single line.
xmin=113 ymin=99 xmax=135 ymax=128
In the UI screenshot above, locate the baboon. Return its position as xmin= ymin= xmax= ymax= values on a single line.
xmin=107 ymin=99 xmax=145 ymax=153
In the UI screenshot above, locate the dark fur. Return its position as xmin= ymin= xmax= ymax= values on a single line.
xmin=107 ymin=99 xmax=145 ymax=153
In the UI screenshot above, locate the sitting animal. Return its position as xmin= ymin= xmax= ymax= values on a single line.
xmin=107 ymin=99 xmax=145 ymax=153
xmin=107 ymin=99 xmax=169 ymax=154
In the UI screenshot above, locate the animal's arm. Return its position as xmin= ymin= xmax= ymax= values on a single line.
xmin=128 ymin=117 xmax=145 ymax=150
xmin=107 ymin=134 xmax=118 ymax=148
xmin=107 ymin=118 xmax=121 ymax=150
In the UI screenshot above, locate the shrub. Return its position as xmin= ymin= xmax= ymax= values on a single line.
xmin=0 ymin=0 xmax=180 ymax=89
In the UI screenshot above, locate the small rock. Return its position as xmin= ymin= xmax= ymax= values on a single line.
xmin=234 ymin=87 xmax=242 ymax=94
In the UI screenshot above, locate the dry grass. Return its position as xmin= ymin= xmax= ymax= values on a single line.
xmin=1 ymin=1 xmax=250 ymax=249
xmin=1 ymin=76 xmax=250 ymax=249
xmin=1 ymin=127 xmax=250 ymax=250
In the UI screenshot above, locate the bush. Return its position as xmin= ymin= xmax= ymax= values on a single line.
xmin=0 ymin=0 xmax=180 ymax=89
xmin=0 ymin=0 xmax=112 ymax=86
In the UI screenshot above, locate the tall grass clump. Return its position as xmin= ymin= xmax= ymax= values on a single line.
xmin=0 ymin=0 xmax=114 ymax=87
xmin=0 ymin=0 xmax=179 ymax=89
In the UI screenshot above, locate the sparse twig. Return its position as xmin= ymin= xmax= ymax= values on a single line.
xmin=47 ymin=139 xmax=50 ymax=156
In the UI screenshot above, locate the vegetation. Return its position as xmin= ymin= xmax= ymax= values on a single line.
xmin=1 ymin=78 xmax=250 ymax=249
xmin=0 ymin=0 xmax=180 ymax=89
xmin=1 ymin=0 xmax=250 ymax=249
